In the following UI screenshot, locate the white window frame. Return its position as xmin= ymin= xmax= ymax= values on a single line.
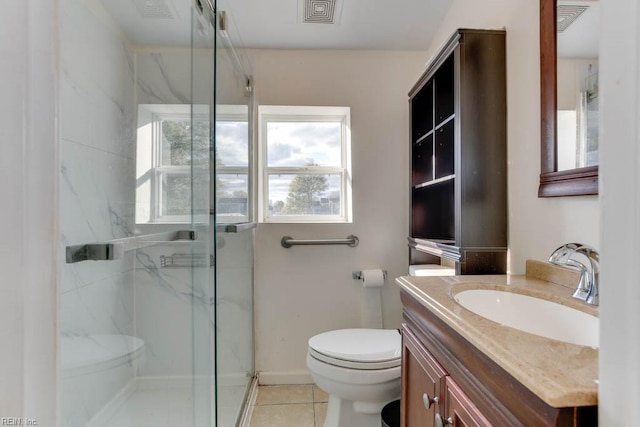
xmin=258 ymin=105 xmax=352 ymax=223
xmin=215 ymin=104 xmax=251 ymax=224
xmin=136 ymin=104 xmax=209 ymax=224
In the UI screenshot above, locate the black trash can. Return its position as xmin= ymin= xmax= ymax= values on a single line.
xmin=381 ymin=399 xmax=400 ymax=427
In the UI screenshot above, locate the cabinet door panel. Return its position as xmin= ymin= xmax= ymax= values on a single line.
xmin=401 ymin=325 xmax=447 ymax=427
xmin=445 ymin=377 xmax=493 ymax=427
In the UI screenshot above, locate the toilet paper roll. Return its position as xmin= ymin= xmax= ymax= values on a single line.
xmin=360 ymin=269 xmax=385 ymax=329
xmin=361 ymin=269 xmax=385 ymax=288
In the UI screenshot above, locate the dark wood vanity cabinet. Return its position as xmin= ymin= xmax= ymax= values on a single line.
xmin=401 ymin=326 xmax=446 ymax=427
xmin=400 ymin=289 xmax=598 ymax=427
xmin=443 ymin=377 xmax=492 ymax=427
xmin=408 ymin=29 xmax=507 ymax=274
xmin=402 ymin=325 xmax=490 ymax=427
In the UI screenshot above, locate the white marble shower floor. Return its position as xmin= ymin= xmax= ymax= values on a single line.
xmin=92 ymin=380 xmax=246 ymax=427
xmin=99 ymin=386 xmax=195 ymax=427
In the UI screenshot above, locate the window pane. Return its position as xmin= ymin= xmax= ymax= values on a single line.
xmin=216 ymin=121 xmax=248 ymax=167
xmin=268 ymin=174 xmax=341 ymax=216
xmin=162 ymin=119 xmax=210 ymax=166
xmin=192 ymin=118 xmax=211 ymax=168
xmin=267 ymin=122 xmax=342 ymax=167
xmin=162 ymin=174 xmax=191 ymax=216
xmin=159 ymin=171 xmax=208 ymax=220
xmin=217 ymin=173 xmax=249 ymax=218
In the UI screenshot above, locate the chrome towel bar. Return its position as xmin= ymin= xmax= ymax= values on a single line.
xmin=216 ymin=222 xmax=257 ymax=233
xmin=65 ymin=230 xmax=197 ymax=263
xmin=280 ymin=235 xmax=359 ymax=248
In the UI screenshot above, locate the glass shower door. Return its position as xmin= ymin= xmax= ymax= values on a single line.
xmin=214 ymin=3 xmax=256 ymax=424
xmin=59 ymin=0 xmax=215 ymax=425
xmin=191 ymin=4 xmax=216 ymax=427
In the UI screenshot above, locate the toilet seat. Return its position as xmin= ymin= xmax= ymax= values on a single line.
xmin=308 ymin=329 xmax=401 ymax=370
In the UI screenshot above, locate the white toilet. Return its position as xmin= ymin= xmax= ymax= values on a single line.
xmin=306 ymin=328 xmax=402 ymax=427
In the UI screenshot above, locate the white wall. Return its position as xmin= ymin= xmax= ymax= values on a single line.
xmin=0 ymin=0 xmax=58 ymax=424
xmin=249 ymin=50 xmax=427 ymax=383
xmin=423 ymin=0 xmax=600 ymax=273
xmin=599 ymin=0 xmax=640 ymax=423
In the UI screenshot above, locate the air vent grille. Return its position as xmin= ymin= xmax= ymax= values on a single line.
xmin=557 ymin=5 xmax=589 ymax=32
xmin=133 ymin=0 xmax=175 ymax=19
xmin=303 ymin=0 xmax=336 ymax=24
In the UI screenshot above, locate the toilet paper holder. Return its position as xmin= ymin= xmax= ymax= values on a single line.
xmin=352 ymin=270 xmax=387 ymax=281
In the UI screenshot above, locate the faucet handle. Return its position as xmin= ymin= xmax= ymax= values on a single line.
xmin=579 ymin=245 xmax=600 ymax=264
xmin=548 ymin=243 xmax=580 ymax=264
xmin=560 ymin=258 xmax=590 ymax=298
xmin=548 ymin=243 xmax=600 ymax=306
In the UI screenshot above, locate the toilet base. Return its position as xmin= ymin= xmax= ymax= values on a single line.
xmin=322 ymin=394 xmax=399 ymax=427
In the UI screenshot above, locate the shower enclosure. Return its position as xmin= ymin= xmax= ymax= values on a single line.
xmin=59 ymin=0 xmax=254 ymax=425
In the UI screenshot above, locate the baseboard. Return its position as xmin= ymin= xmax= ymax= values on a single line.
xmin=257 ymin=370 xmax=313 ymax=385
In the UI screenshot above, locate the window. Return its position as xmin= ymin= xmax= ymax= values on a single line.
xmin=215 ymin=105 xmax=250 ymax=223
xmin=136 ymin=104 xmax=210 ymax=224
xmin=258 ymin=105 xmax=352 ymax=223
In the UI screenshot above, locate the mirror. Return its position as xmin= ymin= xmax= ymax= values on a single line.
xmin=539 ymin=0 xmax=599 ymax=196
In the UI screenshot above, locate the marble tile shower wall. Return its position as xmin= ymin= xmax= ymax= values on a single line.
xmin=136 ymin=50 xmax=214 ymax=105
xmin=134 ymin=244 xmax=204 ymax=377
xmin=216 ymin=231 xmax=254 ymax=384
xmin=59 ymin=0 xmax=137 ymax=424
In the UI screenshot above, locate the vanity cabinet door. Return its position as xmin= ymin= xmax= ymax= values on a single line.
xmin=401 ymin=325 xmax=447 ymax=427
xmin=443 ymin=376 xmax=492 ymax=427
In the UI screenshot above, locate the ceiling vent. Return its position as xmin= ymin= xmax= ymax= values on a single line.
xmin=557 ymin=5 xmax=589 ymax=32
xmin=133 ymin=0 xmax=176 ymax=19
xmin=302 ymin=0 xmax=337 ymax=24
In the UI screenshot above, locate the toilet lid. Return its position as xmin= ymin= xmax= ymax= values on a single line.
xmin=308 ymin=329 xmax=401 ymax=365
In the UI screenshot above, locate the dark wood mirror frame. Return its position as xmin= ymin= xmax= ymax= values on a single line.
xmin=539 ymin=0 xmax=599 ymax=197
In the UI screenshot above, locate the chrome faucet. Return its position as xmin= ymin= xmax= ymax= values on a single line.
xmin=548 ymin=243 xmax=599 ymax=305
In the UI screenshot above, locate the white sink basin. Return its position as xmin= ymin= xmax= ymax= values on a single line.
xmin=454 ymin=289 xmax=599 ymax=348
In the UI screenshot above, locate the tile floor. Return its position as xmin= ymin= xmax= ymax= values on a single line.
xmin=249 ymin=384 xmax=329 ymax=427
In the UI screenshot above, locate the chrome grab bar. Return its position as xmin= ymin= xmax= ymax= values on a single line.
xmin=280 ymin=235 xmax=359 ymax=249
xmin=65 ymin=230 xmax=197 ymax=263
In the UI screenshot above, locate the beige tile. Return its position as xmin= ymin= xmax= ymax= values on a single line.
xmin=250 ymin=403 xmax=315 ymax=427
xmin=256 ymin=385 xmax=314 ymax=405
xmin=314 ymin=402 xmax=328 ymax=426
xmin=312 ymin=385 xmax=329 ymax=403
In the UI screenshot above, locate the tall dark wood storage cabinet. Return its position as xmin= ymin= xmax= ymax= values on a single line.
xmin=408 ymin=29 xmax=507 ymax=274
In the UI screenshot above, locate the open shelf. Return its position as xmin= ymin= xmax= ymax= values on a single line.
xmin=411 ymin=179 xmax=455 ymax=241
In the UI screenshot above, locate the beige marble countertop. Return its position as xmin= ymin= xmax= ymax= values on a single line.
xmin=396 ymin=262 xmax=598 ymax=408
